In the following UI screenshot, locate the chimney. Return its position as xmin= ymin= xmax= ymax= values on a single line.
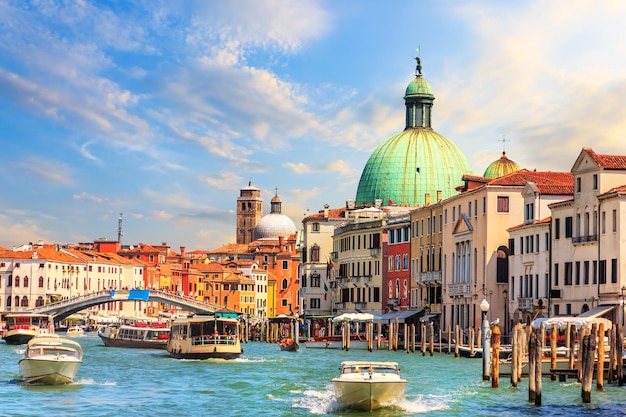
xmin=424 ymin=193 xmax=431 ymax=205
xmin=180 ymin=246 xmax=186 ymax=258
xmin=437 ymin=190 xmax=442 ymax=203
xmin=279 ymin=236 xmax=284 ymax=248
xmin=323 ymin=204 xmax=329 ymax=218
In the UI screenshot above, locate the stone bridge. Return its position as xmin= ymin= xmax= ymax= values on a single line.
xmin=28 ymin=289 xmax=224 ymax=323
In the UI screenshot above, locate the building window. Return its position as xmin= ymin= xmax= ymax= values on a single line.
xmin=403 ymin=254 xmax=409 ymax=270
xmin=282 ymin=278 xmax=288 ymax=290
xmin=593 ymin=174 xmax=598 ymax=190
xmin=282 ymin=260 xmax=288 ymax=270
xmin=612 ymin=258 xmax=618 ymax=283
xmin=554 ymin=218 xmax=560 ymax=239
xmin=38 ymin=276 xmax=44 ymax=288
xmin=395 ymin=255 xmax=401 ymax=271
xmin=497 ymin=196 xmax=509 ymax=213
xmin=613 ymin=210 xmax=617 ymax=232
xmin=576 ymin=177 xmax=581 ymax=193
xmin=388 ymin=256 xmax=394 ymax=272
xmin=310 ymin=272 xmax=320 ymax=287
xmin=311 ymin=244 xmax=320 ymax=262
xmin=565 ymin=217 xmax=573 ymax=238
xmin=483 ymin=197 xmax=487 ymax=214
xmin=310 ymin=298 xmax=321 ymax=309
xmin=564 ymin=262 xmax=572 ymax=285
xmin=312 ymin=222 xmax=320 ymax=232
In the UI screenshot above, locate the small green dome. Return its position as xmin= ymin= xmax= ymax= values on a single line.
xmin=405 ymin=76 xmax=433 ymax=97
xmin=355 ymin=128 xmax=473 ymax=207
xmin=483 ymin=152 xmax=521 ymax=178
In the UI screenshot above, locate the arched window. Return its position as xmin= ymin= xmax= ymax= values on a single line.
xmin=395 ymin=279 xmax=400 ymax=297
xmin=388 ymin=282 xmax=393 ymax=298
xmin=282 ymin=278 xmax=288 ymax=290
xmin=21 ymin=296 xmax=28 ymax=307
xmin=36 ymin=296 xmax=44 ymax=307
xmin=311 ymin=244 xmax=320 ymax=262
xmin=14 ymin=276 xmax=20 ymax=287
xmin=39 ymin=276 xmax=44 ymax=288
xmin=14 ymin=295 xmax=19 ymax=307
xmin=23 ymin=276 xmax=29 ymax=287
xmin=7 ymin=275 xmax=12 ymax=286
xmin=6 ymin=296 xmax=11 ymax=307
xmin=496 ymin=246 xmax=510 ymax=284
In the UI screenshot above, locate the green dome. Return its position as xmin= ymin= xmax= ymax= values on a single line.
xmin=405 ymin=76 xmax=433 ymax=96
xmin=355 ymin=57 xmax=473 ymax=207
xmin=483 ymin=151 xmax=520 ymax=178
xmin=355 ymin=128 xmax=473 ymax=207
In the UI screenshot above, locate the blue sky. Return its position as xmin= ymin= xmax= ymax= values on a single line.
xmin=2 ymin=0 xmax=626 ymax=251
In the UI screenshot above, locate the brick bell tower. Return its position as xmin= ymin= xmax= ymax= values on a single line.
xmin=236 ymin=181 xmax=263 ymax=244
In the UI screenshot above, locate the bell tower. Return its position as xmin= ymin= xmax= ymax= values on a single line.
xmin=236 ymin=181 xmax=263 ymax=244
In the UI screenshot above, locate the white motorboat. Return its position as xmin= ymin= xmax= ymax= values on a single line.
xmin=66 ymin=325 xmax=84 ymax=337
xmin=18 ymin=335 xmax=83 ymax=385
xmin=332 ymin=361 xmax=407 ymax=410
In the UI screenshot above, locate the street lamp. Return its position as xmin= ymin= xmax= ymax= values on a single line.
xmin=480 ymin=298 xmax=490 ymax=381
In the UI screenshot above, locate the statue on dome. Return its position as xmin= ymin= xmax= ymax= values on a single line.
xmin=415 ymin=55 xmax=422 ymax=76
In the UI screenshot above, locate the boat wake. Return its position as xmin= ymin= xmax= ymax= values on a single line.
xmin=73 ymin=378 xmax=117 ymax=386
xmin=291 ymin=387 xmax=449 ymax=414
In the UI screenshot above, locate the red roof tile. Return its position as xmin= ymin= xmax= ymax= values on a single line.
xmin=584 ymin=148 xmax=626 ymax=170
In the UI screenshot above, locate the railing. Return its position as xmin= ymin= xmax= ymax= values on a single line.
xmin=415 ymin=271 xmax=442 ymax=284
xmin=518 ymin=297 xmax=533 ymax=310
xmin=447 ymin=283 xmax=471 ymax=297
xmin=355 ymin=302 xmax=367 ymax=309
xmin=572 ymin=235 xmax=598 ymax=244
xmin=370 ymin=247 xmax=381 ymax=257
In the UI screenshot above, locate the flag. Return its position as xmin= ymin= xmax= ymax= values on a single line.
xmin=324 ymin=282 xmax=329 ymax=292
xmin=388 ymin=199 xmax=394 ymax=206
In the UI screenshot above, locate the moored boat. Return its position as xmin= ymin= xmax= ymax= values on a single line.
xmin=2 ymin=313 xmax=54 ymax=345
xmin=332 ymin=361 xmax=407 ymax=411
xmin=279 ymin=338 xmax=298 ymax=351
xmin=18 ymin=335 xmax=83 ymax=385
xmin=66 ymin=325 xmax=85 ymax=337
xmin=98 ymin=319 xmax=170 ymax=349
xmin=304 ymin=334 xmax=388 ymax=350
xmin=167 ymin=313 xmax=243 ymax=360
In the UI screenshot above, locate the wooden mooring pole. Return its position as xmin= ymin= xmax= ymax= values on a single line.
xmin=491 ymin=325 xmax=500 ymax=388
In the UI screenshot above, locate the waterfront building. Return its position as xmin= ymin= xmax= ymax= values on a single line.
xmin=440 ymin=169 xmax=572 ymax=334
xmin=549 ymin=148 xmax=626 ymax=323
xmin=331 ymin=206 xmax=395 ymax=315
xmin=0 ymin=243 xmax=145 ymax=317
xmin=355 ymin=57 xmax=472 ymax=207
xmin=385 ymin=213 xmax=411 ymax=311
xmin=409 ymin=192 xmax=444 ymax=320
xmin=299 ymin=205 xmax=347 ymax=317
xmin=195 ymin=261 xmax=255 ymax=317
xmin=506 ymin=179 xmax=573 ymax=332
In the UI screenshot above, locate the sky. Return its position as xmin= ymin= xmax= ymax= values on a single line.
xmin=2 ymin=0 xmax=626 ymax=251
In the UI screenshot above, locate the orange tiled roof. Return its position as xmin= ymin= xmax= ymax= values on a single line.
xmin=598 ymin=184 xmax=626 ymax=199
xmin=487 ymin=169 xmax=574 ymax=187
xmin=584 ymin=148 xmax=626 ymax=170
xmin=302 ymin=207 xmax=348 ymax=222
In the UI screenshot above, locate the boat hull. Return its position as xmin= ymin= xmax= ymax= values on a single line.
xmin=19 ymin=358 xmax=81 ymax=385
xmin=3 ymin=329 xmax=40 ymax=345
xmin=279 ymin=342 xmax=299 ymax=351
xmin=98 ymin=333 xmax=167 ymax=349
xmin=332 ymin=379 xmax=406 ymax=410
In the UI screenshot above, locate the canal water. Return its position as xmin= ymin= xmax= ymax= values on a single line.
xmin=1 ymin=333 xmax=625 ymax=416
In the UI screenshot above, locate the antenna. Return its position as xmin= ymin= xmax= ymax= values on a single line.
xmin=117 ymin=212 xmax=124 ymax=242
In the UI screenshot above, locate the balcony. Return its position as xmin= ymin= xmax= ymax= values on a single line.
xmin=572 ymin=235 xmax=598 ymax=244
xmin=370 ymin=247 xmax=381 ymax=257
xmin=330 ymin=251 xmax=338 ymax=260
xmin=387 ymin=298 xmax=399 ymax=306
xmin=363 ymin=276 xmax=372 ymax=286
xmin=415 ymin=271 xmax=442 ymax=285
xmin=355 ymin=302 xmax=367 ymax=310
xmin=518 ymin=297 xmax=533 ymax=310
xmin=447 ymin=283 xmax=471 ymax=297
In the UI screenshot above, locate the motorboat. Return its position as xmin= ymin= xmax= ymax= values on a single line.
xmin=18 ymin=335 xmax=83 ymax=385
xmin=98 ymin=319 xmax=170 ymax=349
xmin=279 ymin=338 xmax=298 ymax=351
xmin=2 ymin=313 xmax=54 ymax=345
xmin=332 ymin=361 xmax=407 ymax=411
xmin=456 ymin=344 xmax=512 ymax=359
xmin=66 ymin=325 xmax=85 ymax=337
xmin=167 ymin=313 xmax=243 ymax=360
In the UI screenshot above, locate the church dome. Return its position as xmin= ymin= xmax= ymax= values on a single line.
xmin=355 ymin=57 xmax=472 ymax=207
xmin=253 ymin=193 xmax=297 ymax=240
xmin=483 ymin=151 xmax=520 ymax=179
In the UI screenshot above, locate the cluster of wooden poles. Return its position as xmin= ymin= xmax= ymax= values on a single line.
xmin=490 ymin=321 xmax=625 ymax=406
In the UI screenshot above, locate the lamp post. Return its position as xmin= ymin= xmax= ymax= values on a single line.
xmin=480 ymin=298 xmax=490 ymax=381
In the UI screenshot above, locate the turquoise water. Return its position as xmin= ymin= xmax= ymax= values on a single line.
xmin=1 ymin=333 xmax=625 ymax=416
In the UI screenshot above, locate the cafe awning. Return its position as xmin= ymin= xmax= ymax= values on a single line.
xmin=375 ymin=309 xmax=423 ymax=324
